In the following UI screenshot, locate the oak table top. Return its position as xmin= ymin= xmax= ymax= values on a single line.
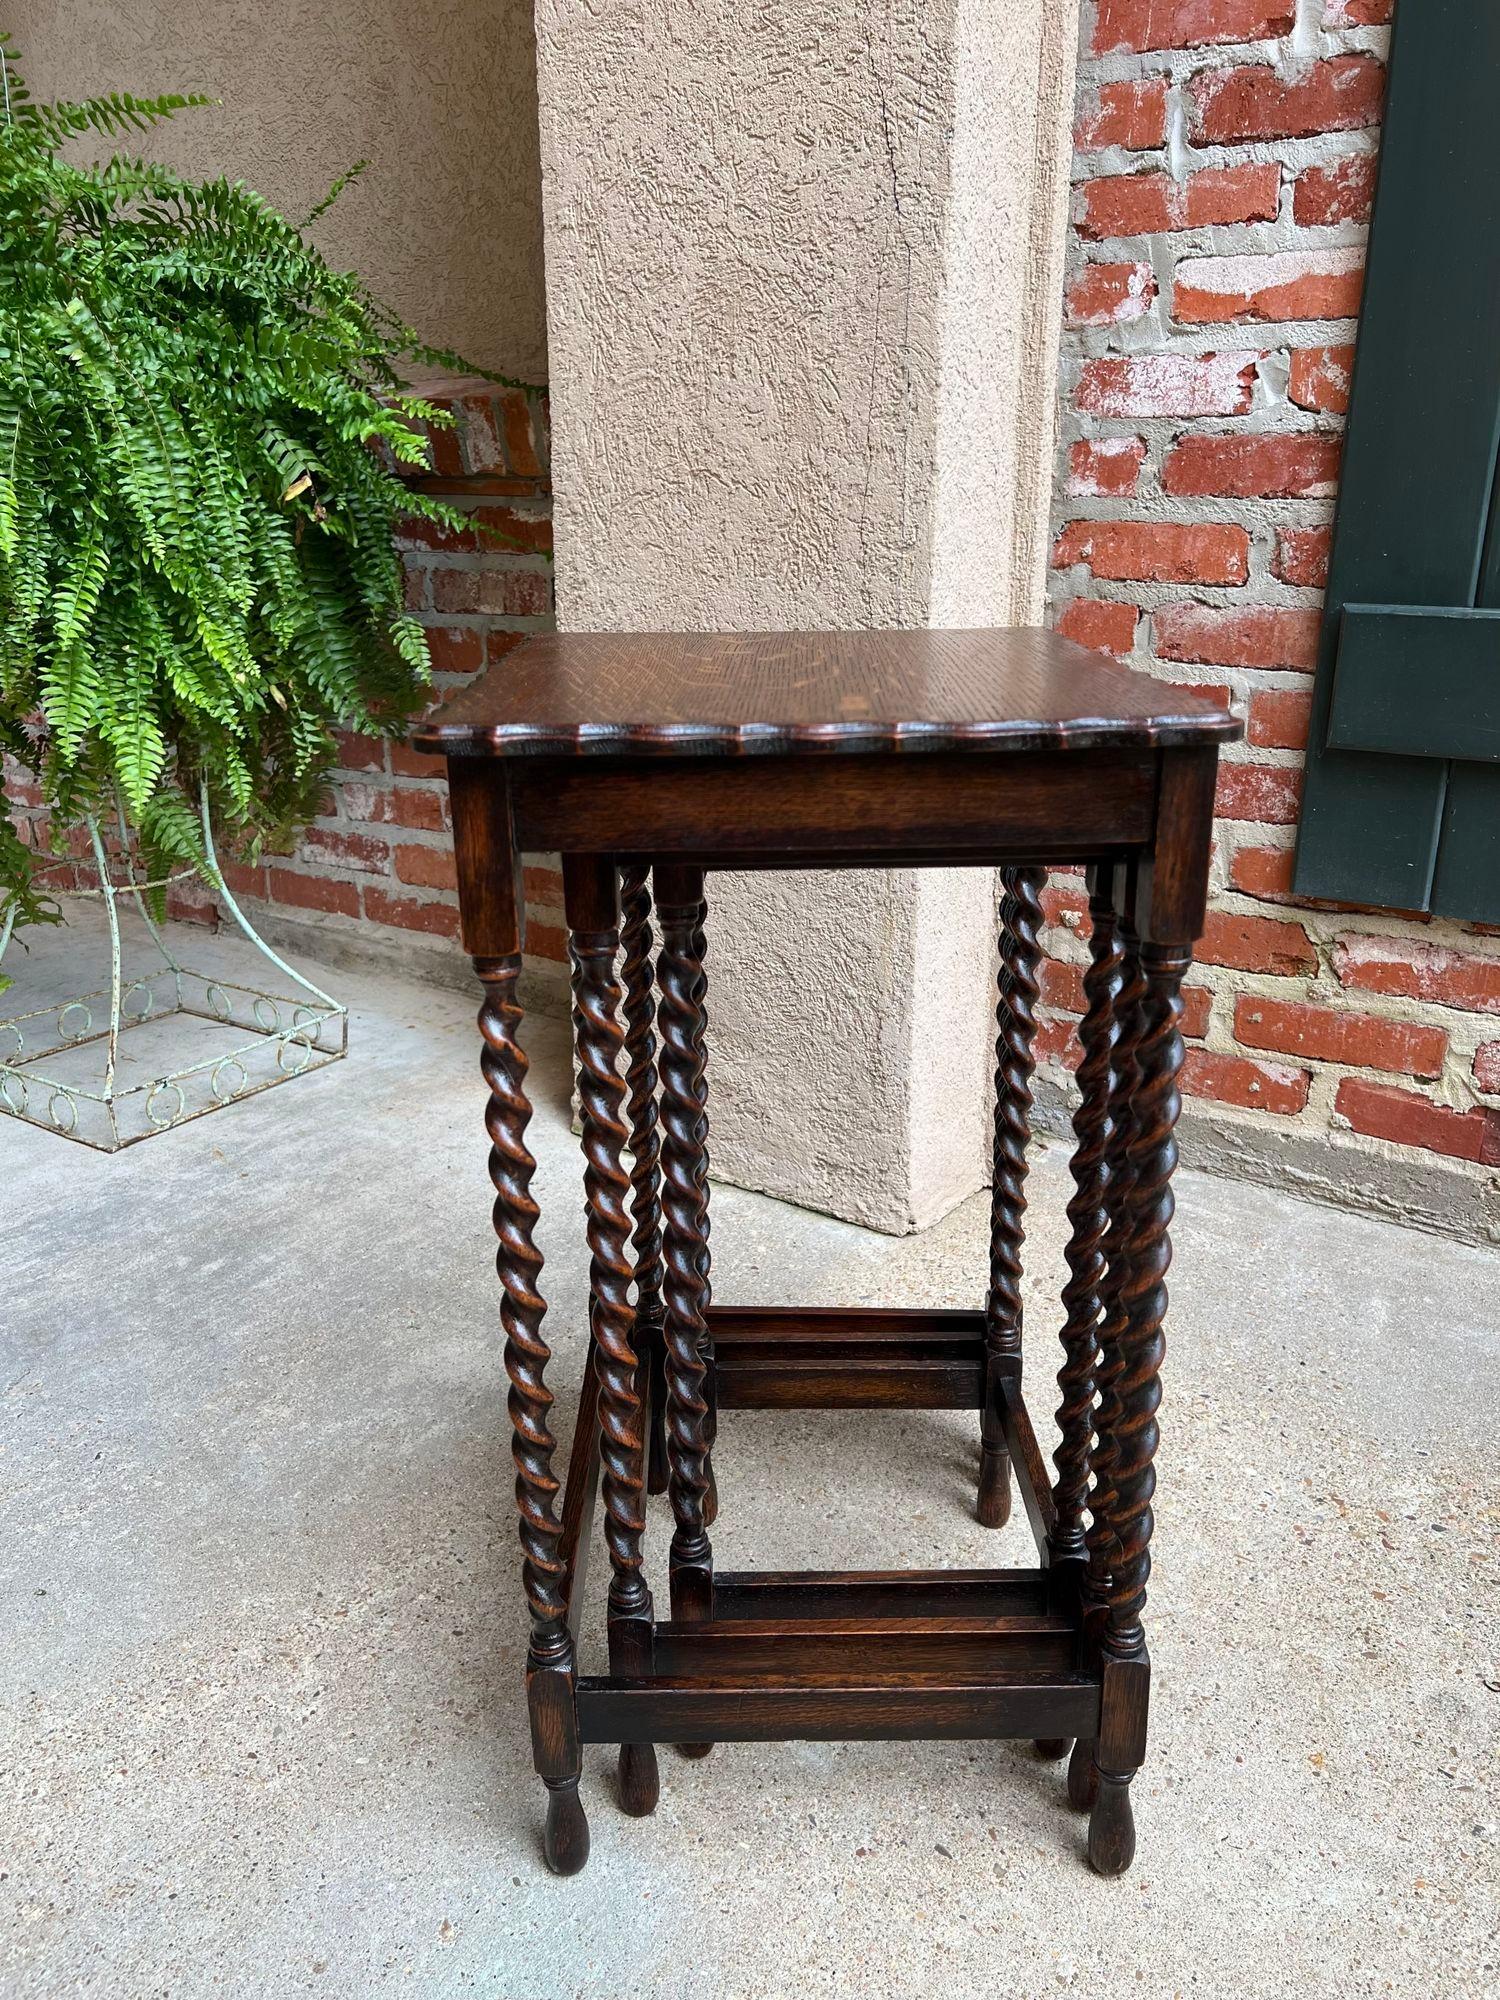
xmin=411 ymin=629 xmax=1239 ymax=761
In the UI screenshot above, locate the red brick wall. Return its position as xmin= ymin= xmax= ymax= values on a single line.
xmin=1049 ymin=0 xmax=1500 ymax=1173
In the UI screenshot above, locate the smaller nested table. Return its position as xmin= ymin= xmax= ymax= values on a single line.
xmin=413 ymin=630 xmax=1236 ymax=1878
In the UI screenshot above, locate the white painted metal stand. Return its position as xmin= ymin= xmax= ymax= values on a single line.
xmin=0 ymin=792 xmax=347 ymax=1151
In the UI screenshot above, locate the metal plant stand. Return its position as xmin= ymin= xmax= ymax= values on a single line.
xmin=0 ymin=794 xmax=347 ymax=1151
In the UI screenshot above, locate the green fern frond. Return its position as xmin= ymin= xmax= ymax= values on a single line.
xmin=137 ymin=785 xmax=207 ymax=876
xmin=52 ymin=530 xmax=109 ymax=646
xmin=302 ymin=159 xmax=369 ymax=229
xmin=0 ymin=400 xmax=23 ymax=560
xmin=97 ymin=641 xmax=166 ymax=813
xmin=0 ymin=39 xmax=523 ymax=939
xmin=39 ymin=639 xmax=102 ymax=762
xmin=19 ymin=89 xmax=214 ymax=151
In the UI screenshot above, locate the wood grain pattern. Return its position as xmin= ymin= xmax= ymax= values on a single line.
xmin=620 ymin=867 xmax=664 ymax=1326
xmin=1103 ymin=942 xmax=1187 ymax=1663
xmin=1051 ymin=891 xmax=1124 ymax=1566
xmin=654 ymin=865 xmax=715 ymax=1615
xmin=689 ymin=892 xmax=717 ymax=1533
xmin=557 ymin=1338 xmax=601 ymax=1645
xmin=651 ymin=1615 xmax=1077 ymax=1679
xmin=979 ymin=868 xmax=1045 ymax=1530
xmin=997 ymin=1376 xmax=1059 ymax=1561
xmin=565 ymin=856 xmax=659 ymax=1816
xmin=576 ymin=1674 xmax=1102 ymax=1745
xmin=988 ymin=869 xmax=1045 ymax=1359
xmin=618 ymin=867 xmax=668 ymax=1499
xmin=1071 ymin=882 xmax=1146 ymax=1819
xmin=710 ymin=1569 xmax=1048 ymax=1621
xmin=478 ymin=954 xmax=564 ymax=1641
xmin=414 ymin=629 xmax=1237 ymax=759
xmin=563 ymin=861 xmax=651 ymax=1622
xmin=449 ymin=763 xmax=520 ymax=957
xmin=709 ymin=1305 xmax=986 ymax=1410
xmin=1082 ymin=909 xmax=1148 ymax=1627
xmin=509 ymin=749 xmax=1158 ymax=864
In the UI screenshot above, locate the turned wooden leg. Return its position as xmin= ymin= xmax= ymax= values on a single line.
xmin=1068 ymin=884 xmax=1145 ymax=1817
xmin=689 ymin=896 xmax=719 ymax=1530
xmin=979 ymin=866 xmax=1044 ymax=1528
xmin=619 ymin=864 xmax=669 ymax=1498
xmin=656 ymin=866 xmax=716 ymax=1758
xmin=1086 ymin=936 xmax=1187 ymax=1876
xmin=478 ymin=951 xmax=588 ymax=1873
xmin=565 ymin=856 xmax=659 ymax=1819
xmin=1050 ymin=886 xmax=1124 ymax=1574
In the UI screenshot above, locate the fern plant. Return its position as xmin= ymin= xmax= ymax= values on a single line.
xmin=0 ymin=38 xmax=490 ymax=969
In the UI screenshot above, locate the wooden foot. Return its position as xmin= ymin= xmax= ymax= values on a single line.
xmin=976 ymin=1443 xmax=1011 ymax=1528
xmin=676 ymin=1741 xmax=714 ymax=1760
xmin=617 ymin=1741 xmax=660 ymax=1817
xmin=543 ymin=1779 xmax=590 ymax=1875
xmin=1087 ymin=1770 xmax=1137 ymax=1876
xmin=1033 ymin=1738 xmax=1070 ymax=1761
xmin=1067 ymin=1737 xmax=1099 ymax=1810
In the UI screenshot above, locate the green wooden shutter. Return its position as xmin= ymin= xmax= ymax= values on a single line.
xmin=1294 ymin=0 xmax=1500 ymax=922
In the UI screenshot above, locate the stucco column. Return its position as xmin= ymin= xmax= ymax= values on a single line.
xmin=534 ymin=0 xmax=1076 ymax=1232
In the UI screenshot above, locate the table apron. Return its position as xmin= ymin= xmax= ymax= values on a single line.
xmin=508 ymin=750 xmax=1158 ymax=861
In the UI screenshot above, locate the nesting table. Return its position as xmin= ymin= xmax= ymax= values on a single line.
xmin=412 ymin=630 xmax=1237 ymax=1878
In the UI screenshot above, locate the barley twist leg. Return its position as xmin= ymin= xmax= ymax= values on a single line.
xmin=979 ymin=865 xmax=1045 ymax=1528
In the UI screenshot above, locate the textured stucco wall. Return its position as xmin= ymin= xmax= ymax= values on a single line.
xmin=537 ymin=0 xmax=946 ymax=632
xmin=16 ymin=0 xmax=547 ymax=380
xmin=930 ymin=0 xmax=1078 ymax=627
xmin=535 ymin=0 xmax=1077 ymax=1231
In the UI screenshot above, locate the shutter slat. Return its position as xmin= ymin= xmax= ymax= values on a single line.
xmin=1327 ymin=607 xmax=1500 ymax=761
xmin=1431 ymin=444 xmax=1500 ymax=920
xmin=1432 ymin=766 xmax=1500 ymax=923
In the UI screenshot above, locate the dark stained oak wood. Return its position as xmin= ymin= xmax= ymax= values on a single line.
xmin=1137 ymin=743 xmax=1220 ymax=942
xmin=618 ymin=867 xmax=668 ymax=1500
xmin=449 ymin=762 xmax=521 ymax=956
xmin=557 ymin=1342 xmax=601 ymax=1645
xmin=710 ymin=1568 xmax=1049 ymax=1622
xmin=997 ymin=1377 xmax=1058 ymax=1561
xmin=508 ymin=751 xmax=1157 ymax=864
xmin=575 ymin=1673 xmax=1102 ymax=1745
xmin=415 ymin=629 xmax=1238 ymax=760
xmin=707 ymin=1305 xmax=987 ymax=1411
xmin=435 ymin=627 xmax=1233 ymax=1880
xmin=655 ymin=864 xmax=715 ymax=1623
xmin=688 ymin=891 xmax=718 ymax=1535
xmin=979 ymin=867 xmax=1045 ymax=1529
xmin=479 ymin=955 xmax=565 ymax=1638
xmin=564 ymin=857 xmax=659 ymax=1816
xmin=651 ymin=1614 xmax=1077 ymax=1679
xmin=706 ymin=1304 xmax=986 ymax=1341
xmin=541 ymin=1778 xmax=589 ymax=1875
xmin=564 ymin=859 xmax=650 ymax=1623
xmin=1051 ymin=887 xmax=1124 ymax=1569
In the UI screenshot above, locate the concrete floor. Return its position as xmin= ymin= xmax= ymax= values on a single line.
xmin=3 ymin=913 xmax=1498 ymax=1999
